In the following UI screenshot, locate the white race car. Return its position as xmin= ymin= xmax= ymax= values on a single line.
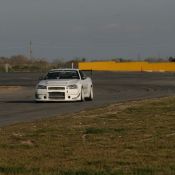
xmin=35 ymin=69 xmax=93 ymax=102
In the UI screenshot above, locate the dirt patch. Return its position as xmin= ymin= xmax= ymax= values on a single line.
xmin=0 ymin=86 xmax=23 ymax=93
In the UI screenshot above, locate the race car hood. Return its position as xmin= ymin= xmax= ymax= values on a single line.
xmin=38 ymin=79 xmax=79 ymax=87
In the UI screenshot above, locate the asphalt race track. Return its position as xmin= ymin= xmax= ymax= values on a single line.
xmin=0 ymin=71 xmax=175 ymax=126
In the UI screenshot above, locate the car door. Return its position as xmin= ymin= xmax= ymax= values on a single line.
xmin=79 ymin=70 xmax=89 ymax=96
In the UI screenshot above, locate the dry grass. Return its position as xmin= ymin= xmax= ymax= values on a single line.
xmin=0 ymin=97 xmax=175 ymax=175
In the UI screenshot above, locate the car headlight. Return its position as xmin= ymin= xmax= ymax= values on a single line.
xmin=67 ymin=84 xmax=78 ymax=89
xmin=37 ymin=85 xmax=47 ymax=89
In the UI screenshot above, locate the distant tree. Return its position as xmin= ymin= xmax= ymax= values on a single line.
xmin=52 ymin=58 xmax=65 ymax=68
xmin=0 ymin=57 xmax=8 ymax=64
xmin=9 ymin=55 xmax=29 ymax=65
xmin=169 ymin=57 xmax=175 ymax=62
xmin=81 ymin=57 xmax=86 ymax=62
xmin=111 ymin=57 xmax=125 ymax=62
xmin=144 ymin=57 xmax=157 ymax=62
xmin=73 ymin=57 xmax=87 ymax=62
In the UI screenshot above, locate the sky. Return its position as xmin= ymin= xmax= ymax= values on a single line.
xmin=0 ymin=0 xmax=175 ymax=60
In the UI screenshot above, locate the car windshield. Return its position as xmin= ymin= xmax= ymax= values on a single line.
xmin=46 ymin=70 xmax=80 ymax=80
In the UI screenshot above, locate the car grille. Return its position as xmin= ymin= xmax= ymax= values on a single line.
xmin=48 ymin=87 xmax=65 ymax=90
xmin=49 ymin=92 xmax=65 ymax=99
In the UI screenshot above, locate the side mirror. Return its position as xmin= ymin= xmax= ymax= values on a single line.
xmin=82 ymin=76 xmax=87 ymax=80
xmin=39 ymin=75 xmax=45 ymax=81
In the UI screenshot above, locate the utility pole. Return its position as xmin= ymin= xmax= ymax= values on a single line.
xmin=29 ymin=40 xmax=32 ymax=59
xmin=5 ymin=64 xmax=9 ymax=73
xmin=72 ymin=62 xmax=74 ymax=69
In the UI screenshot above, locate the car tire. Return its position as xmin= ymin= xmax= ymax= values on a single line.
xmin=86 ymin=87 xmax=93 ymax=101
xmin=81 ymin=88 xmax=85 ymax=102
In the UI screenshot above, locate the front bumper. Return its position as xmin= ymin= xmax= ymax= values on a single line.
xmin=35 ymin=86 xmax=81 ymax=102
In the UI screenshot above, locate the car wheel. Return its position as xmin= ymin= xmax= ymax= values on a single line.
xmin=86 ymin=87 xmax=93 ymax=101
xmin=81 ymin=88 xmax=85 ymax=102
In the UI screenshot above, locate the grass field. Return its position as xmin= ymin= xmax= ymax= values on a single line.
xmin=0 ymin=97 xmax=175 ymax=175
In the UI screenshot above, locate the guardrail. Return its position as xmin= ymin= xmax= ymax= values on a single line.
xmin=79 ymin=61 xmax=175 ymax=72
